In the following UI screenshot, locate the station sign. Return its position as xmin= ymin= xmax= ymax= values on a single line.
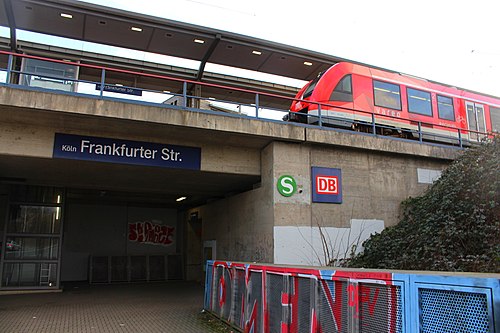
xmin=312 ymin=167 xmax=342 ymax=203
xmin=95 ymin=83 xmax=143 ymax=96
xmin=53 ymin=133 xmax=201 ymax=170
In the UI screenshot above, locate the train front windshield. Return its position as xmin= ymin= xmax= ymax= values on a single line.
xmin=302 ymin=73 xmax=324 ymax=99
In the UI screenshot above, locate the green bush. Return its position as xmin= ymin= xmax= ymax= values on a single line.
xmin=348 ymin=137 xmax=500 ymax=272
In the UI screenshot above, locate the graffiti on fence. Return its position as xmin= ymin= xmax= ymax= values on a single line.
xmin=205 ymin=261 xmax=499 ymax=333
xmin=206 ymin=261 xmax=400 ymax=333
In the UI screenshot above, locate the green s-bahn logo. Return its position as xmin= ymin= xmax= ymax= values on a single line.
xmin=277 ymin=175 xmax=297 ymax=197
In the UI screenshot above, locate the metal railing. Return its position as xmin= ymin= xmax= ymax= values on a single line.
xmin=205 ymin=260 xmax=500 ymax=333
xmin=0 ymin=50 xmax=494 ymax=147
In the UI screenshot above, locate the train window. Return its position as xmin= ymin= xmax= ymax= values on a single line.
xmin=407 ymin=87 xmax=432 ymax=116
xmin=303 ymin=73 xmax=324 ymax=98
xmin=329 ymin=75 xmax=353 ymax=102
xmin=373 ymin=80 xmax=401 ymax=110
xmin=437 ymin=95 xmax=454 ymax=120
xmin=490 ymin=106 xmax=500 ymax=133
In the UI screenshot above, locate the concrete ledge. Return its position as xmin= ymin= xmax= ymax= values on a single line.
xmin=0 ymin=86 xmax=306 ymax=143
xmin=0 ymin=86 xmax=464 ymax=160
xmin=306 ymin=126 xmax=462 ymax=160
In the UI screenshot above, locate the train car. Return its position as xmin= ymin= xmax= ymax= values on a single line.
xmin=288 ymin=62 xmax=500 ymax=143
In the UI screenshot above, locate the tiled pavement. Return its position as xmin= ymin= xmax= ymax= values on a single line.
xmin=0 ymin=282 xmax=226 ymax=333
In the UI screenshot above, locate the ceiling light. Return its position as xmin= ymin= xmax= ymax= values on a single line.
xmin=60 ymin=13 xmax=73 ymax=19
xmin=303 ymin=61 xmax=313 ymax=66
xmin=252 ymin=50 xmax=262 ymax=55
xmin=131 ymin=26 xmax=143 ymax=32
xmin=194 ymin=39 xmax=205 ymax=44
xmin=176 ymin=196 xmax=187 ymax=202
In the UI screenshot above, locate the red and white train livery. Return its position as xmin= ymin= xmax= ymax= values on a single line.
xmin=289 ymin=62 xmax=500 ymax=142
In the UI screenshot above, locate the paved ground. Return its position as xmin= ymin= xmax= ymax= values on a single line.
xmin=0 ymin=282 xmax=229 ymax=333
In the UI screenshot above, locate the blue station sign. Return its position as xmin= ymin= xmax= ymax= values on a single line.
xmin=95 ymin=84 xmax=143 ymax=96
xmin=53 ymin=133 xmax=201 ymax=170
xmin=311 ymin=167 xmax=342 ymax=203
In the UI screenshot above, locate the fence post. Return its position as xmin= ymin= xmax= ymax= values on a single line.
xmin=182 ymin=81 xmax=187 ymax=108
xmin=418 ymin=122 xmax=423 ymax=143
xmin=458 ymin=129 xmax=462 ymax=148
xmin=99 ymin=69 xmax=106 ymax=97
xmin=255 ymin=93 xmax=259 ymax=118
xmin=318 ymin=104 xmax=322 ymax=126
xmin=372 ymin=113 xmax=376 ymax=135
xmin=6 ymin=54 xmax=13 ymax=84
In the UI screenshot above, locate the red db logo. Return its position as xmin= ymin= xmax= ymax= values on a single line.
xmin=316 ymin=176 xmax=338 ymax=194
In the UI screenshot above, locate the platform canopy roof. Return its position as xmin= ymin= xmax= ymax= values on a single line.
xmin=0 ymin=0 xmax=349 ymax=82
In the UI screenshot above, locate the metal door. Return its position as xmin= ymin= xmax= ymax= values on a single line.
xmin=466 ymin=101 xmax=486 ymax=141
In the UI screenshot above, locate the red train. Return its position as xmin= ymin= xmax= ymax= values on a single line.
xmin=288 ymin=62 xmax=500 ymax=143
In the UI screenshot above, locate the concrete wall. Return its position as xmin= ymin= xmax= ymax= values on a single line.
xmin=186 ymin=144 xmax=275 ymax=281
xmin=0 ymin=86 xmax=464 ymax=281
xmin=0 ymin=190 xmax=7 ymax=249
xmin=61 ymin=203 xmax=178 ymax=281
xmin=271 ymin=141 xmax=452 ymax=266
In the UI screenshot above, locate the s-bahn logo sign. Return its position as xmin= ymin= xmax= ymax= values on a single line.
xmin=277 ymin=175 xmax=297 ymax=197
xmin=53 ymin=133 xmax=201 ymax=170
xmin=312 ymin=167 xmax=342 ymax=203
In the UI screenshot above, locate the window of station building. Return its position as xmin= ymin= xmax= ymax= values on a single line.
xmin=437 ymin=95 xmax=455 ymax=121
xmin=490 ymin=106 xmax=500 ymax=133
xmin=407 ymin=87 xmax=432 ymax=116
xmin=329 ymin=75 xmax=353 ymax=102
xmin=373 ymin=80 xmax=401 ymax=110
xmin=20 ymin=58 xmax=78 ymax=93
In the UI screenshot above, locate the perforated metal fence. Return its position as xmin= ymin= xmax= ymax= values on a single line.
xmin=204 ymin=261 xmax=499 ymax=333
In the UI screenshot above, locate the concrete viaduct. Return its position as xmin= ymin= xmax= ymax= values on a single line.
xmin=0 ymin=83 xmax=459 ymax=284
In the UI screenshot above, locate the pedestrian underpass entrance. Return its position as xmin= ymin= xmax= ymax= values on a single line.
xmin=63 ymin=193 xmax=183 ymax=284
xmin=0 ymin=152 xmax=260 ymax=291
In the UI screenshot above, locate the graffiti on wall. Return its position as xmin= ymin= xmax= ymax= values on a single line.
xmin=128 ymin=221 xmax=174 ymax=246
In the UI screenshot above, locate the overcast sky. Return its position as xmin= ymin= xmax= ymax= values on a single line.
xmin=74 ymin=0 xmax=498 ymax=97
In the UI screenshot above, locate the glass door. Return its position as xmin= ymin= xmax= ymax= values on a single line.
xmin=0 ymin=186 xmax=64 ymax=289
xmin=466 ymin=102 xmax=486 ymax=141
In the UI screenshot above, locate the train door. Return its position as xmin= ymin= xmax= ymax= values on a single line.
xmin=465 ymin=101 xmax=486 ymax=141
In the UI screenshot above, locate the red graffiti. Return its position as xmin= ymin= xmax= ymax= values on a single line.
xmin=218 ymin=276 xmax=226 ymax=308
xmin=208 ymin=262 xmax=399 ymax=333
xmin=281 ymin=292 xmax=290 ymax=333
xmin=128 ymin=221 xmax=174 ymax=246
xmin=245 ymin=300 xmax=258 ymax=333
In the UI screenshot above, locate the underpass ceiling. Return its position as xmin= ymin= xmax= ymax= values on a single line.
xmin=0 ymin=155 xmax=260 ymax=208
xmin=0 ymin=103 xmax=268 ymax=208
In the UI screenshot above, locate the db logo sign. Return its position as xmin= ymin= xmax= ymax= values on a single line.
xmin=316 ymin=176 xmax=338 ymax=194
xmin=312 ymin=167 xmax=342 ymax=203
